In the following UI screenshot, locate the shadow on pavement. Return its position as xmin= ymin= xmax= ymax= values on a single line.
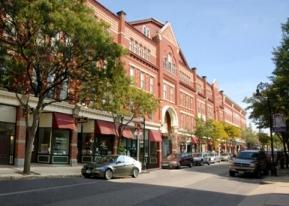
xmin=0 ymin=177 xmax=245 ymax=206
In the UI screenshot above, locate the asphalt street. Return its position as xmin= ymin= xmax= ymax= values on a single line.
xmin=0 ymin=163 xmax=264 ymax=206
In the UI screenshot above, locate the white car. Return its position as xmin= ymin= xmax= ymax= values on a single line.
xmin=208 ymin=152 xmax=221 ymax=163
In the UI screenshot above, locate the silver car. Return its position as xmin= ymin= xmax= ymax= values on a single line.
xmin=82 ymin=155 xmax=142 ymax=180
xmin=193 ymin=152 xmax=211 ymax=166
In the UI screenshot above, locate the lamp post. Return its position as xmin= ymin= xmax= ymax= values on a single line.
xmin=256 ymin=88 xmax=277 ymax=176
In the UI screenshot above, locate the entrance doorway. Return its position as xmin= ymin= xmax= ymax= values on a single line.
xmin=0 ymin=122 xmax=15 ymax=165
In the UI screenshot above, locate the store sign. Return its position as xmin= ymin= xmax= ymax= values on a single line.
xmin=272 ymin=113 xmax=287 ymax=132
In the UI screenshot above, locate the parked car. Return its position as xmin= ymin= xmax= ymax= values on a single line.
xmin=161 ymin=153 xmax=194 ymax=169
xmin=220 ymin=153 xmax=231 ymax=161
xmin=81 ymin=155 xmax=142 ymax=180
xmin=209 ymin=152 xmax=221 ymax=163
xmin=229 ymin=150 xmax=269 ymax=177
xmin=192 ymin=152 xmax=210 ymax=166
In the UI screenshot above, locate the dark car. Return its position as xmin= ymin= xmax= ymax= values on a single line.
xmin=81 ymin=155 xmax=142 ymax=180
xmin=161 ymin=153 xmax=194 ymax=169
xmin=229 ymin=150 xmax=269 ymax=177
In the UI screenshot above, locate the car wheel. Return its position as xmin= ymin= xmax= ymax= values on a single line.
xmin=255 ymin=170 xmax=261 ymax=178
xmin=132 ymin=168 xmax=139 ymax=178
xmin=207 ymin=161 xmax=210 ymax=165
xmin=82 ymin=174 xmax=91 ymax=178
xmin=104 ymin=169 xmax=113 ymax=180
xmin=188 ymin=162 xmax=193 ymax=168
xmin=229 ymin=171 xmax=235 ymax=177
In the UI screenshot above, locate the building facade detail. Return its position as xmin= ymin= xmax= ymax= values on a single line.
xmin=0 ymin=0 xmax=246 ymax=168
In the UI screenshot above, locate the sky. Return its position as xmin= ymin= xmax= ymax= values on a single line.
xmin=99 ymin=0 xmax=289 ymax=113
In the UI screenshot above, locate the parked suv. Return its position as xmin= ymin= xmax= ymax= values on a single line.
xmin=229 ymin=150 xmax=269 ymax=177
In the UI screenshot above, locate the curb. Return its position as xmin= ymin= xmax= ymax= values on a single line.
xmin=0 ymin=174 xmax=82 ymax=181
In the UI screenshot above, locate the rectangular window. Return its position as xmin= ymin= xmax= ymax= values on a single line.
xmin=59 ymin=79 xmax=68 ymax=100
xmin=170 ymin=87 xmax=174 ymax=102
xmin=163 ymin=84 xmax=167 ymax=99
xmin=140 ymin=72 xmax=145 ymax=89
xmin=149 ymin=77 xmax=154 ymax=94
xmin=130 ymin=66 xmax=135 ymax=79
xmin=129 ymin=39 xmax=133 ymax=51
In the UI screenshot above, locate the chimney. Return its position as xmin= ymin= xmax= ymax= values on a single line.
xmin=117 ymin=10 xmax=126 ymax=44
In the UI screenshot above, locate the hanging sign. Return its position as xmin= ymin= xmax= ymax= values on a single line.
xmin=272 ymin=113 xmax=287 ymax=132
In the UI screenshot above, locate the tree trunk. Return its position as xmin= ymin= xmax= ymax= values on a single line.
xmin=286 ymin=139 xmax=289 ymax=169
xmin=23 ymin=106 xmax=41 ymax=175
xmin=281 ymin=133 xmax=288 ymax=169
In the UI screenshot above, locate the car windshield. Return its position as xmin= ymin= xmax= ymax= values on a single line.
xmin=237 ymin=152 xmax=258 ymax=160
xmin=95 ymin=156 xmax=117 ymax=164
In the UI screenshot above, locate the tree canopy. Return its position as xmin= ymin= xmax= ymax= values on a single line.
xmin=0 ymin=0 xmax=125 ymax=173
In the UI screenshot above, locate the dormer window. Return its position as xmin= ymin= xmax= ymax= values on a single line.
xmin=143 ymin=26 xmax=150 ymax=38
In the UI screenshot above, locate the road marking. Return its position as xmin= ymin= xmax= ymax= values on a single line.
xmin=0 ymin=181 xmax=98 ymax=197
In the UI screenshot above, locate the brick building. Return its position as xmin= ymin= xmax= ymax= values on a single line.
xmin=0 ymin=0 xmax=246 ymax=168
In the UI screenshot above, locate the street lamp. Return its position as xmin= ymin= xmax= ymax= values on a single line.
xmin=256 ymin=88 xmax=277 ymax=176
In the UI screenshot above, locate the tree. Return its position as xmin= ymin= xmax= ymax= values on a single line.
xmin=244 ymin=18 xmax=289 ymax=168
xmin=258 ymin=132 xmax=270 ymax=149
xmin=241 ymin=126 xmax=259 ymax=149
xmin=194 ymin=118 xmax=213 ymax=139
xmin=0 ymin=0 xmax=125 ymax=174
xmin=224 ymin=123 xmax=241 ymax=139
xmin=86 ymin=66 xmax=159 ymax=154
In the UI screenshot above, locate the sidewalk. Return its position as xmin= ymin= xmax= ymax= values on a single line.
xmin=238 ymin=168 xmax=289 ymax=206
xmin=0 ymin=164 xmax=83 ymax=181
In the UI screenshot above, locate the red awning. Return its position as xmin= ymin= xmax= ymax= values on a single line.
xmin=122 ymin=127 xmax=134 ymax=139
xmin=149 ymin=130 xmax=162 ymax=142
xmin=95 ymin=120 xmax=133 ymax=139
xmin=95 ymin=120 xmax=116 ymax=136
xmin=192 ymin=135 xmax=199 ymax=144
xmin=53 ymin=113 xmax=76 ymax=130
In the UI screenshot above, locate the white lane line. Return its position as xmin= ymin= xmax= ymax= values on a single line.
xmin=0 ymin=181 xmax=98 ymax=197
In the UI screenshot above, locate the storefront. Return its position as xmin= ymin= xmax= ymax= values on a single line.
xmin=77 ymin=119 xmax=95 ymax=163
xmin=77 ymin=120 xmax=135 ymax=163
xmin=147 ymin=130 xmax=162 ymax=168
xmin=191 ymin=135 xmax=199 ymax=153
xmin=0 ymin=105 xmax=16 ymax=165
xmin=35 ymin=113 xmax=75 ymax=164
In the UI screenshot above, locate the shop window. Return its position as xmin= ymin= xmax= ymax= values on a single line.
xmin=0 ymin=121 xmax=16 ymax=165
xmin=38 ymin=128 xmax=52 ymax=154
xmin=81 ymin=133 xmax=94 ymax=156
xmin=52 ymin=130 xmax=70 ymax=156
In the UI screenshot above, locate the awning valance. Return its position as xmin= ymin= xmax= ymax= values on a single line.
xmin=95 ymin=120 xmax=133 ymax=139
xmin=149 ymin=130 xmax=162 ymax=142
xmin=95 ymin=120 xmax=115 ymax=136
xmin=53 ymin=113 xmax=76 ymax=130
xmin=192 ymin=135 xmax=199 ymax=144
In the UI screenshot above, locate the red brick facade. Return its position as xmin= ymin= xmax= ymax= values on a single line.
xmin=87 ymin=0 xmax=246 ymax=131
